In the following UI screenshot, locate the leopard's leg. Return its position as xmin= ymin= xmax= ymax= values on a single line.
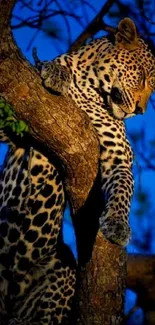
xmin=13 ymin=248 xmax=76 ymax=325
xmin=10 ymin=149 xmax=66 ymax=296
xmin=100 ymin=166 xmax=134 ymax=246
xmin=33 ymin=49 xmax=71 ymax=96
xmin=40 ymin=61 xmax=71 ymax=96
xmin=0 ymin=145 xmax=31 ymax=317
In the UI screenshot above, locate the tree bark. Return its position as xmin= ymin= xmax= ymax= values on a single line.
xmin=0 ymin=1 xmax=126 ymax=324
xmin=74 ymin=233 xmax=126 ymax=325
xmin=127 ymin=254 xmax=155 ymax=324
xmin=127 ymin=254 xmax=155 ymax=312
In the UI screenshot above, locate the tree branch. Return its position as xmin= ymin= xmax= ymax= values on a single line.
xmin=70 ymin=0 xmax=116 ymax=51
xmin=127 ymin=254 xmax=155 ymax=311
xmin=74 ymin=233 xmax=126 ymax=325
xmin=0 ymin=0 xmax=100 ymax=213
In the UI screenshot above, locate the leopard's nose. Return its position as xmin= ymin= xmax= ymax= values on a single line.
xmin=135 ymin=103 xmax=143 ymax=114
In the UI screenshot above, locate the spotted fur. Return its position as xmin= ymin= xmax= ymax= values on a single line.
xmin=0 ymin=132 xmax=76 ymax=324
xmin=0 ymin=18 xmax=155 ymax=324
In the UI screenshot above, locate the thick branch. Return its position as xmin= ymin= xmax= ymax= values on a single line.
xmin=0 ymin=0 xmax=100 ymax=212
xmin=74 ymin=232 xmax=126 ymax=325
xmin=70 ymin=0 xmax=116 ymax=51
xmin=0 ymin=0 xmax=15 ymax=28
xmin=127 ymin=254 xmax=155 ymax=311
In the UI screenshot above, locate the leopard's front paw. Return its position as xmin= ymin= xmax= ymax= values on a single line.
xmin=100 ymin=218 xmax=131 ymax=246
xmin=41 ymin=62 xmax=71 ymax=95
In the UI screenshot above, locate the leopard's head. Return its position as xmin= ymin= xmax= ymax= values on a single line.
xmin=97 ymin=18 xmax=155 ymax=119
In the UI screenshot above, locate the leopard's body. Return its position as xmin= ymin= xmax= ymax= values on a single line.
xmin=0 ymin=18 xmax=155 ymax=324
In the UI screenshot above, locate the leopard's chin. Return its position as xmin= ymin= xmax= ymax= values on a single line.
xmin=110 ymin=102 xmax=136 ymax=120
xmin=111 ymin=102 xmax=126 ymax=119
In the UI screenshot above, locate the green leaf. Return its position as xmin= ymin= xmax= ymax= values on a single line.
xmin=0 ymin=109 xmax=4 ymax=117
xmin=0 ymin=102 xmax=5 ymax=108
xmin=0 ymin=120 xmax=4 ymax=128
xmin=18 ymin=120 xmax=28 ymax=132
xmin=11 ymin=124 xmax=16 ymax=132
xmin=6 ymin=116 xmax=15 ymax=122
xmin=0 ymin=97 xmax=28 ymax=136
xmin=4 ymin=104 xmax=13 ymax=117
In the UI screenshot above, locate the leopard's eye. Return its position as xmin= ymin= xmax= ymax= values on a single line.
xmin=111 ymin=87 xmax=123 ymax=105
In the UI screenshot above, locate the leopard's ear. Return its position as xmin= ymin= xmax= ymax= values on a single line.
xmin=115 ymin=18 xmax=139 ymax=50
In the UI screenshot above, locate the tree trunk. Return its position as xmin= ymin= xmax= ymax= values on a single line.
xmin=74 ymin=233 xmax=126 ymax=325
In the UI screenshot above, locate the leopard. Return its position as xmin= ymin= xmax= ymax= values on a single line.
xmin=0 ymin=17 xmax=154 ymax=325
xmin=38 ymin=17 xmax=155 ymax=247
